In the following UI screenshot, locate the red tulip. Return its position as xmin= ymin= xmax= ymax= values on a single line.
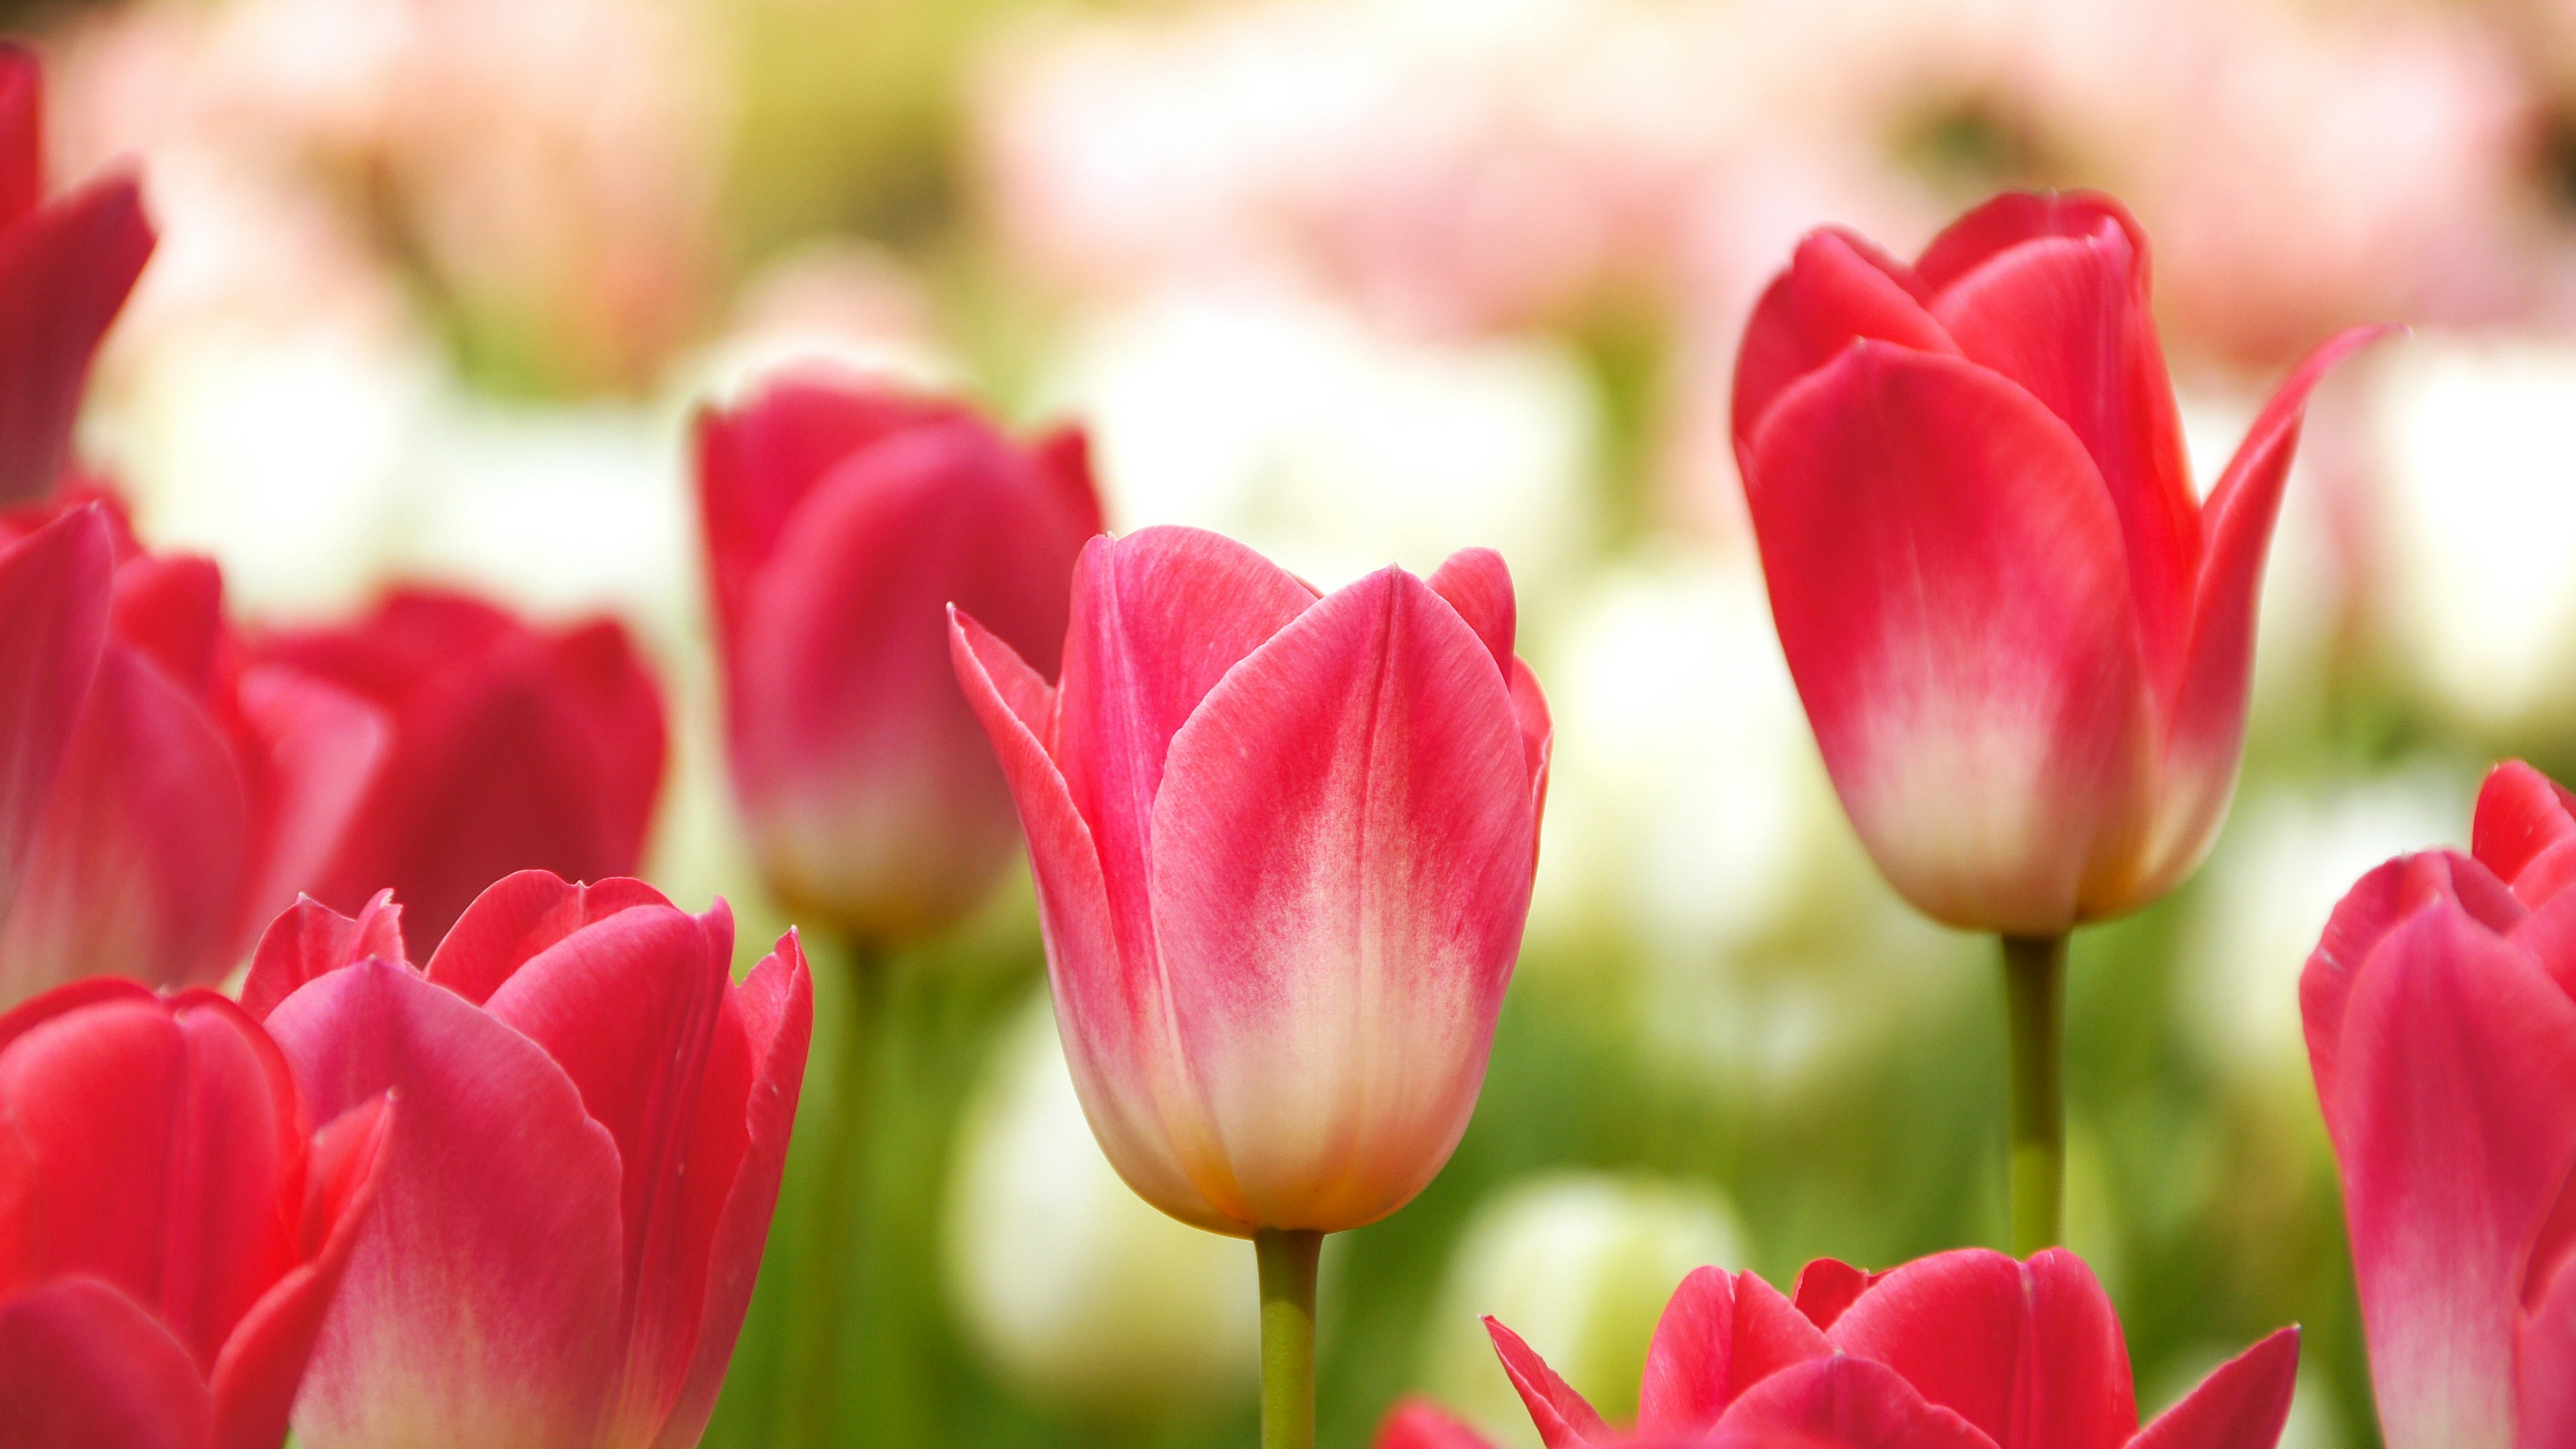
xmin=0 ymin=978 xmax=393 ymax=1449
xmin=1731 ymin=189 xmax=2387 ymax=934
xmin=1477 ymin=1248 xmax=2297 ymax=1449
xmin=0 ymin=44 xmax=155 ymax=506
xmin=2300 ymin=759 xmax=2576 ymax=1449
xmin=696 ymin=373 xmax=1101 ymax=943
xmin=951 ymin=525 xmax=1550 ymax=1234
xmin=0 ymin=497 xmax=388 ymax=1006
xmin=254 ymin=589 xmax=666 ymax=951
xmin=238 ymin=869 xmax=812 ymax=1449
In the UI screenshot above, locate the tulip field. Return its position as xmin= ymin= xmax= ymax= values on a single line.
xmin=9 ymin=1 xmax=2576 ymax=1447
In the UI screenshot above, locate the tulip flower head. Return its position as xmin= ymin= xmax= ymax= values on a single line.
xmin=254 ymin=589 xmax=666 ymax=951
xmin=696 ymin=373 xmax=1102 ymax=944
xmin=0 ymin=43 xmax=155 ymax=505
xmin=1469 ymin=1247 xmax=2298 ymax=1449
xmin=0 ymin=497 xmax=388 ymax=1007
xmin=951 ymin=526 xmax=1550 ymax=1235
xmin=0 ymin=979 xmax=392 ymax=1449
xmin=1731 ymin=189 xmax=2387 ymax=934
xmin=2302 ymin=759 xmax=2576 ymax=1449
xmin=236 ymin=870 xmax=811 ymax=1449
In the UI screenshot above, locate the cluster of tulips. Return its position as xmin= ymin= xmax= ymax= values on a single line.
xmin=0 ymin=37 xmax=2561 ymax=1449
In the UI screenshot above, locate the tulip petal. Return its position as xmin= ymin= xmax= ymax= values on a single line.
xmin=1825 ymin=1248 xmax=2135 ymax=1449
xmin=2521 ymin=1260 xmax=2576 ymax=1449
xmin=0 ymin=175 xmax=153 ymax=504
xmin=264 ymin=960 xmax=624 ymax=1449
xmin=1913 ymin=191 xmax=2144 ymax=294
xmin=424 ymin=869 xmax=671 ymax=1006
xmin=2137 ymin=325 xmax=2390 ymax=906
xmin=0 ymin=1279 xmax=211 ymax=1449
xmin=0 ymin=507 xmax=109 ymax=938
xmin=1507 ymin=657 xmax=1553 ymax=833
xmin=1791 ymin=1260 xmax=1880 ymax=1331
xmin=1930 ymin=219 xmax=2196 ymax=706
xmin=240 ymin=891 xmax=407 ymax=1022
xmin=2312 ymin=903 xmax=2576 ymax=1449
xmin=2472 ymin=761 xmax=2576 ymax=901
xmin=1428 ymin=547 xmax=1517 ymax=679
xmin=648 ymin=937 xmax=812 ymax=1449
xmin=2128 ymin=1328 xmax=2298 ymax=1449
xmin=1149 ymin=566 xmax=1533 ymax=1227
xmin=1638 ymin=1267 xmax=1833 ymax=1434
xmin=1743 ymin=343 xmax=2149 ymax=933
xmin=1486 ymin=1316 xmax=1610 ymax=1448
xmin=951 ymin=608 xmax=1224 ymax=1228
xmin=0 ymin=645 xmax=250 ymax=1000
xmin=109 ymin=553 xmax=223 ymax=692
xmin=233 ymin=667 xmax=389 ymax=951
xmin=1731 ymin=229 xmax=1953 ymax=445
xmin=1375 ymin=1397 xmax=1503 ymax=1449
xmin=0 ymin=46 xmax=40 ymax=230
xmin=1030 ymin=423 xmax=1108 ymax=542
xmin=1716 ymin=1355 xmax=1999 ymax=1449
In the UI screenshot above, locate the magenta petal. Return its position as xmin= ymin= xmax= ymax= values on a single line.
xmin=232 ymin=667 xmax=388 ymax=950
xmin=1913 ymin=191 xmax=2145 ymax=294
xmin=1790 ymin=1260 xmax=1880 ymax=1331
xmin=1715 ymin=1355 xmax=2000 ymax=1449
xmin=1638 ymin=1267 xmax=1832 ymax=1434
xmin=1486 ymin=1316 xmax=1609 ymax=1449
xmin=2128 ymin=1328 xmax=2299 ymax=1449
xmin=264 ymin=960 xmax=624 ymax=1449
xmin=423 ymin=869 xmax=672 ymax=1006
xmin=239 ymin=891 xmax=406 ymax=1024
xmin=2473 ymin=760 xmax=2576 ymax=902
xmin=1743 ymin=343 xmax=2149 ymax=934
xmin=2522 ymin=1263 xmax=2576 ymax=1449
xmin=0 ymin=1279 xmax=211 ymax=1449
xmin=1148 ymin=566 xmax=1534 ymax=1228
xmin=0 ymin=46 xmax=39 ymax=231
xmin=1426 ymin=547 xmax=1517 ymax=679
xmin=0 ymin=175 xmax=154 ymax=505
xmin=1731 ymin=227 xmax=1953 ymax=445
xmin=1373 ymin=1397 xmax=1503 ymax=1449
xmin=951 ymin=608 xmax=1221 ymax=1228
xmin=0 ymin=506 xmax=109 ymax=941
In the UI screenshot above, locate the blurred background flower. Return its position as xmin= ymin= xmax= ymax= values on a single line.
xmin=9 ymin=0 xmax=2573 ymax=1442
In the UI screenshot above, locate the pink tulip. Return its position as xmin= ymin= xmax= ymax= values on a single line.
xmin=0 ymin=496 xmax=388 ymax=1006
xmin=950 ymin=526 xmax=1550 ymax=1234
xmin=0 ymin=44 xmax=154 ymax=505
xmin=238 ymin=869 xmax=812 ymax=1449
xmin=254 ymin=589 xmax=666 ymax=951
xmin=0 ymin=978 xmax=392 ymax=1449
xmin=2301 ymin=759 xmax=2576 ymax=1449
xmin=1731 ymin=189 xmax=2387 ymax=934
xmin=1460 ymin=1248 xmax=2296 ymax=1449
xmin=696 ymin=372 xmax=1102 ymax=943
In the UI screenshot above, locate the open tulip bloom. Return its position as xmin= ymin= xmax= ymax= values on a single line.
xmin=951 ymin=525 xmax=1551 ymax=1449
xmin=2302 ymin=760 xmax=2576 ymax=1449
xmin=1731 ymin=187 xmax=2387 ymax=1252
xmin=1379 ymin=1248 xmax=2295 ymax=1449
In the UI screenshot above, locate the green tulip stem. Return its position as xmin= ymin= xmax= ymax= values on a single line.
xmin=2000 ymin=932 xmax=2067 ymax=1257
xmin=782 ymin=935 xmax=891 ymax=1449
xmin=1256 ymin=1228 xmax=1324 ymax=1449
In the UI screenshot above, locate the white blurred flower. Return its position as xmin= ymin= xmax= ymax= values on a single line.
xmin=1419 ymin=1173 xmax=1748 ymax=1447
xmin=2361 ymin=334 xmax=2576 ymax=744
xmin=2178 ymin=770 xmax=2469 ymax=1091
xmin=1043 ymin=286 xmax=1598 ymax=592
xmin=945 ymin=992 xmax=1259 ymax=1417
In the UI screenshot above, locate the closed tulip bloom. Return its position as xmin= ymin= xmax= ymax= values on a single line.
xmin=950 ymin=525 xmax=1550 ymax=1235
xmin=1732 ymin=189 xmax=2387 ymax=934
xmin=254 ymin=589 xmax=665 ymax=951
xmin=0 ymin=979 xmax=392 ymax=1449
xmin=0 ymin=44 xmax=154 ymax=505
xmin=239 ymin=869 xmax=812 ymax=1449
xmin=1477 ymin=1248 xmax=2298 ymax=1449
xmin=696 ymin=374 xmax=1101 ymax=943
xmin=0 ymin=498 xmax=388 ymax=1006
xmin=2301 ymin=760 xmax=2576 ymax=1449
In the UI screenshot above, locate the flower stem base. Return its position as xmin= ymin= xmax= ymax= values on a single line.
xmin=2001 ymin=932 xmax=2066 ymax=1258
xmin=1256 ymin=1228 xmax=1323 ymax=1449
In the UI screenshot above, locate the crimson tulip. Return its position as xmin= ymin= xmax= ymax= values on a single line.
xmin=2301 ymin=759 xmax=2576 ymax=1449
xmin=695 ymin=372 xmax=1102 ymax=944
xmin=0 ymin=44 xmax=154 ymax=506
xmin=254 ymin=589 xmax=666 ymax=951
xmin=1733 ymin=190 xmax=2382 ymax=936
xmin=239 ymin=869 xmax=812 ymax=1449
xmin=0 ymin=498 xmax=388 ymax=1006
xmin=0 ymin=978 xmax=393 ymax=1449
xmin=1477 ymin=1248 xmax=2296 ymax=1449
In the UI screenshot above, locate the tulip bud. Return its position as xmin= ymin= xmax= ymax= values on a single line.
xmin=1731 ymin=189 xmax=2387 ymax=934
xmin=0 ymin=44 xmax=155 ymax=505
xmin=0 ymin=978 xmax=392 ymax=1448
xmin=945 ymin=992 xmax=1258 ymax=1415
xmin=241 ymin=869 xmax=813 ymax=1449
xmin=252 ymin=588 xmax=666 ymax=951
xmin=951 ymin=525 xmax=1550 ymax=1234
xmin=696 ymin=372 xmax=1101 ymax=944
xmin=0 ymin=496 xmax=389 ymax=1007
